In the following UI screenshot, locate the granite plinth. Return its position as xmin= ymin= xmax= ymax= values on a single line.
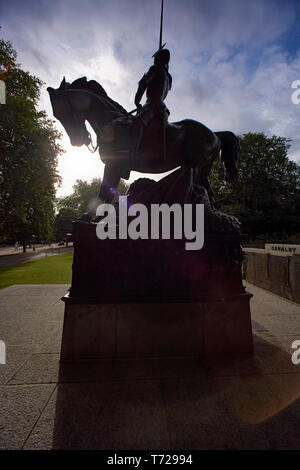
xmin=69 ymin=222 xmax=245 ymax=303
xmin=61 ymin=293 xmax=253 ymax=360
xmin=60 ymin=222 xmax=253 ymax=359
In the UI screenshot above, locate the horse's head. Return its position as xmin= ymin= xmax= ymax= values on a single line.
xmin=47 ymin=77 xmax=91 ymax=147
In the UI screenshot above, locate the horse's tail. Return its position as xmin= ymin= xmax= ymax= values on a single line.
xmin=215 ymin=131 xmax=240 ymax=181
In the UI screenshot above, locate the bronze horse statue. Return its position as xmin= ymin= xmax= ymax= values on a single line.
xmin=48 ymin=77 xmax=239 ymax=216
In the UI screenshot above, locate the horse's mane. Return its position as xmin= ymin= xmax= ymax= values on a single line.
xmin=68 ymin=77 xmax=128 ymax=115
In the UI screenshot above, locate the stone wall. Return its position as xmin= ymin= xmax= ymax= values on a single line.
xmin=243 ymin=249 xmax=300 ymax=303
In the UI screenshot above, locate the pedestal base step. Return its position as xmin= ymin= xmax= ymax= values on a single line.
xmin=60 ymin=293 xmax=253 ymax=360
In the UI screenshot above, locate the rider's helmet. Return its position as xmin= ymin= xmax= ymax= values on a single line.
xmin=152 ymin=45 xmax=170 ymax=66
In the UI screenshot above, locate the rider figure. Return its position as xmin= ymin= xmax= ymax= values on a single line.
xmin=131 ymin=46 xmax=172 ymax=161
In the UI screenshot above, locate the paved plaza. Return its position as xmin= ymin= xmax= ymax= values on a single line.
xmin=0 ymin=282 xmax=300 ymax=450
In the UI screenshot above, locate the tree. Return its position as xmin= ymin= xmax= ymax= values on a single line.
xmin=55 ymin=178 xmax=129 ymax=241
xmin=210 ymin=132 xmax=300 ymax=240
xmin=0 ymin=39 xmax=62 ymax=251
xmin=54 ymin=207 xmax=78 ymax=242
xmin=57 ymin=178 xmax=103 ymax=217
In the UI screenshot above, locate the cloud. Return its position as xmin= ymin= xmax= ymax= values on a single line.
xmin=1 ymin=0 xmax=299 ymax=196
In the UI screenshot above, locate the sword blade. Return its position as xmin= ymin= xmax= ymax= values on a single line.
xmin=159 ymin=0 xmax=164 ymax=49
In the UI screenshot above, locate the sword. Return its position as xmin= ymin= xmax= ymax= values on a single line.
xmin=159 ymin=0 xmax=164 ymax=49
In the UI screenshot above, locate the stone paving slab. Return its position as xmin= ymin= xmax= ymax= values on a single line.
xmin=213 ymin=374 xmax=300 ymax=450
xmin=260 ymin=333 xmax=300 ymax=355
xmin=9 ymin=354 xmax=208 ymax=386
xmin=254 ymin=315 xmax=300 ymax=336
xmin=0 ymin=283 xmax=300 ymax=449
xmin=0 ymin=384 xmax=56 ymax=450
xmin=1 ymin=320 xmax=63 ymax=348
xmin=0 ymin=285 xmax=68 ymax=297
xmin=0 ymin=346 xmax=32 ymax=386
xmin=250 ymin=299 xmax=300 ymax=317
xmin=249 ymin=283 xmax=300 ymax=359
xmin=206 ymin=339 xmax=299 ymax=377
xmin=9 ymin=353 xmax=113 ymax=385
xmin=24 ymin=381 xmax=170 ymax=450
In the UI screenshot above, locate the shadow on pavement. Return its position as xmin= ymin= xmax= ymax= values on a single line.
xmin=50 ymin=334 xmax=300 ymax=449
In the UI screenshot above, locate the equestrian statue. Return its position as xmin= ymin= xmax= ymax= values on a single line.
xmin=47 ymin=46 xmax=240 ymax=231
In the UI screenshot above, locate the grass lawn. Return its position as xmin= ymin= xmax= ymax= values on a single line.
xmin=0 ymin=253 xmax=73 ymax=290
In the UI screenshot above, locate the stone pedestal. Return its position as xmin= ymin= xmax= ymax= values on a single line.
xmin=60 ymin=222 xmax=253 ymax=360
xmin=69 ymin=222 xmax=246 ymax=302
xmin=61 ymin=294 xmax=253 ymax=360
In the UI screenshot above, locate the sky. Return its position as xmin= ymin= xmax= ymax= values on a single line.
xmin=1 ymin=0 xmax=300 ymax=197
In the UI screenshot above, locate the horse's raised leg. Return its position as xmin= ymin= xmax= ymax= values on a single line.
xmin=76 ymin=164 xmax=121 ymax=223
xmin=98 ymin=162 xmax=121 ymax=204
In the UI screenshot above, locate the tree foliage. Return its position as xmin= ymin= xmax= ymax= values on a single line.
xmin=54 ymin=206 xmax=78 ymax=242
xmin=210 ymin=132 xmax=300 ymax=239
xmin=54 ymin=178 xmax=129 ymax=241
xmin=0 ymin=39 xmax=62 ymax=250
xmin=56 ymin=178 xmax=103 ymax=216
